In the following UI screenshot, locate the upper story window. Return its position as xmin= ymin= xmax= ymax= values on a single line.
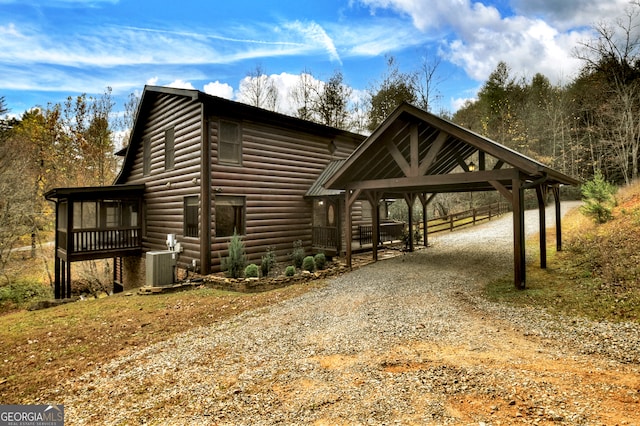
xmin=218 ymin=120 xmax=241 ymax=165
xmin=165 ymin=127 xmax=175 ymax=170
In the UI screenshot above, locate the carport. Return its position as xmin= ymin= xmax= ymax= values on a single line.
xmin=324 ymin=103 xmax=580 ymax=289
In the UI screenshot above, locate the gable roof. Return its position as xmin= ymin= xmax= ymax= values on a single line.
xmin=114 ymin=85 xmax=365 ymax=185
xmin=325 ymin=102 xmax=579 ymax=196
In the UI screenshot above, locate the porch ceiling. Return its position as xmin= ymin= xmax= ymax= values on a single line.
xmin=325 ymin=103 xmax=579 ymax=197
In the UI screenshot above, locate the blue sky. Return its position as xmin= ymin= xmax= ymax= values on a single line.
xmin=0 ymin=0 xmax=631 ymax=120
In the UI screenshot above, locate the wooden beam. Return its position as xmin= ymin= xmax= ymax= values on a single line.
xmin=553 ymin=185 xmax=562 ymax=251
xmin=386 ymin=139 xmax=411 ymax=177
xmin=536 ymin=186 xmax=547 ymax=269
xmin=345 ymin=190 xmax=353 ymax=268
xmin=418 ymin=131 xmax=447 ymax=175
xmin=404 ymin=193 xmax=417 ymax=252
xmin=479 ymin=151 xmax=486 ymax=171
xmin=410 ymin=123 xmax=419 ymax=176
xmin=489 ymin=180 xmax=513 ymax=204
xmin=513 ymin=176 xmax=526 ymax=289
xmin=366 ymin=191 xmax=381 ymax=262
xmin=348 ymin=168 xmax=519 ymax=191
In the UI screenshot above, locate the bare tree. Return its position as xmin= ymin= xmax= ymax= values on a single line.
xmin=416 ymin=52 xmax=444 ymax=112
xmin=238 ymin=65 xmax=279 ymax=111
xmin=289 ymin=70 xmax=318 ymax=121
xmin=574 ymin=3 xmax=640 ymax=183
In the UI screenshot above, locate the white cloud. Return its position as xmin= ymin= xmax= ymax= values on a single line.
xmin=166 ymin=79 xmax=195 ymax=90
xmin=146 ymin=76 xmax=159 ymax=86
xmin=203 ymin=81 xmax=234 ymax=99
xmin=356 ymin=0 xmax=593 ymax=84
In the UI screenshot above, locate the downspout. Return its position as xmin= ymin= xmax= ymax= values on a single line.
xmin=200 ymin=104 xmax=212 ymax=274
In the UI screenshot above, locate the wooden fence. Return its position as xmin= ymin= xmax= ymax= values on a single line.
xmin=424 ymin=202 xmax=510 ymax=235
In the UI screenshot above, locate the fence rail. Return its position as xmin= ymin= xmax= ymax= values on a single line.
xmin=425 ymin=202 xmax=510 ymax=235
xmin=358 ymin=221 xmax=405 ymax=247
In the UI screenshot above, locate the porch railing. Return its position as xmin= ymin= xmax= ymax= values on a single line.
xmin=312 ymin=226 xmax=338 ymax=249
xmin=358 ymin=221 xmax=405 ymax=247
xmin=59 ymin=227 xmax=142 ymax=254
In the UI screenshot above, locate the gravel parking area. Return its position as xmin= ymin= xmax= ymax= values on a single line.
xmin=56 ymin=202 xmax=640 ymax=425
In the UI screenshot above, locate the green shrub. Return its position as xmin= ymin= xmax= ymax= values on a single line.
xmin=314 ymin=253 xmax=327 ymax=270
xmin=302 ymin=256 xmax=315 ymax=272
xmin=222 ymin=232 xmax=246 ymax=279
xmin=581 ymin=170 xmax=617 ymax=224
xmin=285 ymin=265 xmax=296 ymax=277
xmin=0 ymin=280 xmax=53 ymax=306
xmin=244 ymin=263 xmax=259 ymax=278
xmin=261 ymin=246 xmax=277 ymax=276
xmin=290 ymin=240 xmax=305 ymax=268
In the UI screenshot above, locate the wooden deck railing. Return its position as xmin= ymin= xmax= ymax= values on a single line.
xmin=59 ymin=227 xmax=142 ymax=254
xmin=358 ymin=221 xmax=405 ymax=246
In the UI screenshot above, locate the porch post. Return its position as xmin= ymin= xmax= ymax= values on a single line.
xmin=513 ymin=177 xmax=526 ymax=289
xmin=345 ymin=190 xmax=353 ymax=268
xmin=404 ymin=193 xmax=416 ymax=252
xmin=366 ymin=192 xmax=380 ymax=262
xmin=553 ymin=185 xmax=562 ymax=252
xmin=536 ymin=185 xmax=547 ymax=269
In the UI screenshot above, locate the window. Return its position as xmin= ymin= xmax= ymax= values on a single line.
xmin=165 ymin=127 xmax=175 ymax=170
xmin=218 ymin=120 xmax=241 ymax=165
xmin=142 ymin=136 xmax=151 ymax=176
xmin=73 ymin=201 xmax=97 ymax=229
xmin=215 ymin=196 xmax=245 ymax=237
xmin=184 ymin=196 xmax=199 ymax=238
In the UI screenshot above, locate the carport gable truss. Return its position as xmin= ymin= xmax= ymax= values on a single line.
xmin=324 ymin=102 xmax=580 ymax=289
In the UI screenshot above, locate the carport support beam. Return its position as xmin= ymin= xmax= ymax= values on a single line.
xmin=536 ymin=185 xmax=547 ymax=269
xmin=513 ymin=177 xmax=526 ymax=289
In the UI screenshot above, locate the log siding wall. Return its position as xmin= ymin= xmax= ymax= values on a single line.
xmin=119 ymin=89 xmax=365 ymax=274
xmin=120 ymin=93 xmax=203 ymax=269
xmin=209 ymin=117 xmax=359 ymax=269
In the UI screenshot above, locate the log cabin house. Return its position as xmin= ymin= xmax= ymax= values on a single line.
xmin=45 ymin=85 xmax=374 ymax=298
xmin=45 ymin=86 xmax=578 ymax=299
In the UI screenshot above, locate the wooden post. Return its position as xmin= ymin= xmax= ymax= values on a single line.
xmin=344 ymin=188 xmax=361 ymax=268
xmin=366 ymin=192 xmax=380 ymax=262
xmin=553 ymin=185 xmax=562 ymax=252
xmin=536 ymin=185 xmax=547 ymax=269
xmin=345 ymin=191 xmax=353 ymax=268
xmin=513 ymin=177 xmax=526 ymax=289
xmin=404 ymin=193 xmax=416 ymax=252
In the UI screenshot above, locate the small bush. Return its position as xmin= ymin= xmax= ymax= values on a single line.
xmin=244 ymin=264 xmax=259 ymax=278
xmin=314 ymin=253 xmax=327 ymax=270
xmin=0 ymin=280 xmax=53 ymax=306
xmin=302 ymin=256 xmax=315 ymax=272
xmin=581 ymin=170 xmax=617 ymax=224
xmin=261 ymin=246 xmax=277 ymax=276
xmin=222 ymin=232 xmax=246 ymax=279
xmin=285 ymin=265 xmax=296 ymax=277
xmin=290 ymin=240 xmax=305 ymax=268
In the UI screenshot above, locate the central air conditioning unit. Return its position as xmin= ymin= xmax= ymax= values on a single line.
xmin=146 ymin=250 xmax=177 ymax=286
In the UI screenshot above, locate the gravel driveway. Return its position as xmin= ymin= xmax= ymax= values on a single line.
xmin=57 ymin=201 xmax=640 ymax=425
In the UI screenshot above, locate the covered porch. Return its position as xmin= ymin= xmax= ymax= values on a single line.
xmin=325 ymin=103 xmax=579 ymax=289
xmin=45 ymin=184 xmax=145 ymax=299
